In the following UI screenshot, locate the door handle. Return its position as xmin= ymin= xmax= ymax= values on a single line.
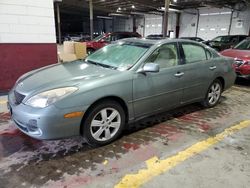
xmin=174 ymin=72 xmax=184 ymax=77
xmin=209 ymin=66 xmax=217 ymax=70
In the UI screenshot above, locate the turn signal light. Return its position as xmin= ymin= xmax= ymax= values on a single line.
xmin=64 ymin=112 xmax=84 ymax=118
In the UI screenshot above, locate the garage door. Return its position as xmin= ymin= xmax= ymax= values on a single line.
xmin=197 ymin=12 xmax=231 ymax=40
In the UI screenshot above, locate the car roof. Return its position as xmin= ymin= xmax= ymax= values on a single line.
xmin=216 ymin=35 xmax=248 ymax=37
xmin=108 ymin=31 xmax=139 ymax=34
xmin=121 ymin=38 xmax=203 ymax=46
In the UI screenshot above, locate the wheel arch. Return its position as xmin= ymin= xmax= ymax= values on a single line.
xmin=215 ymin=76 xmax=225 ymax=90
xmin=80 ymin=96 xmax=129 ymax=135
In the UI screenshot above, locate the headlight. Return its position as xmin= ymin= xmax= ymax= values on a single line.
xmin=24 ymin=87 xmax=78 ymax=108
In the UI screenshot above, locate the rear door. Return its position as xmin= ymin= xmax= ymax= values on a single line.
xmin=179 ymin=42 xmax=216 ymax=104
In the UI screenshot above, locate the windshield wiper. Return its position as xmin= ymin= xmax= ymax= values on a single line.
xmin=86 ymin=60 xmax=117 ymax=70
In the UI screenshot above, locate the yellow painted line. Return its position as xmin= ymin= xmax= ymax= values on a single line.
xmin=115 ymin=120 xmax=250 ymax=188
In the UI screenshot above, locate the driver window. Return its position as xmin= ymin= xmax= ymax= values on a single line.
xmin=146 ymin=43 xmax=178 ymax=69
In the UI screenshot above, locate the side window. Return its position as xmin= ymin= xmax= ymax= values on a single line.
xmin=182 ymin=43 xmax=207 ymax=64
xmin=146 ymin=43 xmax=178 ymax=69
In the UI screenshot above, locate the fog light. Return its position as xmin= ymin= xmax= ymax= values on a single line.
xmin=27 ymin=119 xmax=38 ymax=132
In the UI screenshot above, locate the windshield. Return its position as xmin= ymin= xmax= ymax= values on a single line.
xmin=86 ymin=42 xmax=150 ymax=70
xmin=93 ymin=34 xmax=105 ymax=41
xmin=212 ymin=36 xmax=232 ymax=42
xmin=234 ymin=39 xmax=250 ymax=50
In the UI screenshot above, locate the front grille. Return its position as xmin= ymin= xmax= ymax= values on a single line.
xmin=14 ymin=90 xmax=25 ymax=105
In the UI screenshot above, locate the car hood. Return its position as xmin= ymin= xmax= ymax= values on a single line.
xmin=15 ymin=61 xmax=118 ymax=95
xmin=220 ymin=49 xmax=250 ymax=61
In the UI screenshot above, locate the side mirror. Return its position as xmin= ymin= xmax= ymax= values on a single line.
xmin=138 ymin=63 xmax=160 ymax=73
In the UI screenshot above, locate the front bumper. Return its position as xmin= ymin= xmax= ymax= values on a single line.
xmin=8 ymin=91 xmax=86 ymax=140
xmin=236 ymin=72 xmax=250 ymax=79
xmin=234 ymin=65 xmax=250 ymax=79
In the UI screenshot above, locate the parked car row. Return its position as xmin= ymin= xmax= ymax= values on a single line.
xmin=64 ymin=33 xmax=91 ymax=42
xmin=203 ymin=35 xmax=248 ymax=51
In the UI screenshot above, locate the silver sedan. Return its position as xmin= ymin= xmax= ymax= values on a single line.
xmin=8 ymin=38 xmax=236 ymax=146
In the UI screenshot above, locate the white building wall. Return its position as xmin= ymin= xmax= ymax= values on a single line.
xmin=136 ymin=17 xmax=144 ymax=36
xmin=0 ymin=0 xmax=56 ymax=43
xmin=197 ymin=7 xmax=232 ymax=40
xmin=231 ymin=8 xmax=250 ymax=35
xmin=179 ymin=9 xmax=198 ymax=38
xmin=113 ymin=17 xmax=133 ymax=32
xmin=179 ymin=7 xmax=250 ymax=40
xmin=144 ymin=14 xmax=163 ymax=36
xmin=144 ymin=13 xmax=177 ymax=37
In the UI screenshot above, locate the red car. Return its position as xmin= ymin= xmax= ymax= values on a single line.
xmin=86 ymin=32 xmax=141 ymax=54
xmin=221 ymin=37 xmax=250 ymax=79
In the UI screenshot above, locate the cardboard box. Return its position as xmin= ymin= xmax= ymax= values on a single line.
xmin=59 ymin=41 xmax=87 ymax=63
xmin=74 ymin=42 xmax=87 ymax=59
xmin=58 ymin=53 xmax=77 ymax=63
xmin=63 ymin=41 xmax=75 ymax=54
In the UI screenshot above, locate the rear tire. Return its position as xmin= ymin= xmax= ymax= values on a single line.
xmin=82 ymin=100 xmax=125 ymax=146
xmin=202 ymin=79 xmax=222 ymax=108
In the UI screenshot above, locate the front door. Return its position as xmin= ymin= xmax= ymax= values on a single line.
xmin=133 ymin=43 xmax=184 ymax=118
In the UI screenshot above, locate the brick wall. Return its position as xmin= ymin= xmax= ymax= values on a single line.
xmin=0 ymin=0 xmax=57 ymax=91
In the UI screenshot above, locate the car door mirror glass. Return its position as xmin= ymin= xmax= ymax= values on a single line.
xmin=138 ymin=63 xmax=160 ymax=73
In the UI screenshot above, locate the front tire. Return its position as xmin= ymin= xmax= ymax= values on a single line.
xmin=202 ymin=79 xmax=222 ymax=108
xmin=82 ymin=100 xmax=125 ymax=146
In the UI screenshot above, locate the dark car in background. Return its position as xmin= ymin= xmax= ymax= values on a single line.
xmin=204 ymin=35 xmax=247 ymax=52
xmin=180 ymin=37 xmax=204 ymax=42
xmin=64 ymin=33 xmax=91 ymax=42
xmin=146 ymin=34 xmax=166 ymax=40
xmin=221 ymin=37 xmax=250 ymax=79
xmin=86 ymin=32 xmax=141 ymax=54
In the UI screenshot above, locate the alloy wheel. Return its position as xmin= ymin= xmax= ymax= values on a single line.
xmin=90 ymin=108 xmax=121 ymax=141
xmin=208 ymin=82 xmax=221 ymax=105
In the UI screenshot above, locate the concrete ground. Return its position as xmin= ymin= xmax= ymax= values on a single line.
xmin=0 ymin=78 xmax=250 ymax=188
